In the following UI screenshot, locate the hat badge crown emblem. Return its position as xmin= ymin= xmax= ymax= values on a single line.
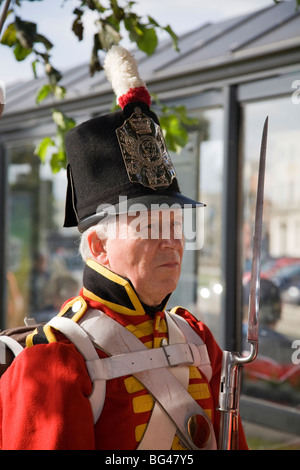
xmin=130 ymin=107 xmax=152 ymax=135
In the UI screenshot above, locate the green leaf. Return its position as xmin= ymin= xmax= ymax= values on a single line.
xmin=125 ymin=15 xmax=158 ymax=55
xmin=35 ymin=110 xmax=76 ymax=172
xmin=160 ymin=114 xmax=189 ymax=153
xmin=35 ymin=33 xmax=53 ymax=50
xmin=36 ymin=83 xmax=65 ymax=104
xmin=136 ymin=26 xmax=157 ymax=55
xmin=15 ymin=16 xmax=36 ymax=49
xmin=146 ymin=16 xmax=179 ymax=52
xmin=50 ymin=147 xmax=68 ymax=172
xmin=90 ymin=33 xmax=102 ymax=75
xmin=13 ymin=42 xmax=32 ymax=60
xmin=72 ymin=8 xmax=84 ymax=41
xmin=50 ymin=152 xmax=61 ymax=173
xmin=34 ymin=136 xmax=55 ymax=162
xmin=172 ymin=105 xmax=199 ymax=127
xmin=110 ymin=0 xmax=125 ymax=22
xmin=147 ymin=15 xmax=160 ymax=28
xmin=124 ymin=14 xmax=141 ymax=43
xmin=0 ymin=22 xmax=17 ymax=46
xmin=54 ymin=85 xmax=66 ymax=100
xmin=86 ymin=0 xmax=106 ymax=13
xmin=105 ymin=12 xmax=121 ymax=31
xmin=163 ymin=25 xmax=179 ymax=52
xmin=36 ymin=83 xmax=52 ymax=103
xmin=31 ymin=59 xmax=39 ymax=78
xmin=52 ymin=109 xmax=76 ymax=132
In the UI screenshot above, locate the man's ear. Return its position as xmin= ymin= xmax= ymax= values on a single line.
xmin=87 ymin=231 xmax=109 ymax=265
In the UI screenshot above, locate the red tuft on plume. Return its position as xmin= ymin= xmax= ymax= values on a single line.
xmin=118 ymin=86 xmax=151 ymax=109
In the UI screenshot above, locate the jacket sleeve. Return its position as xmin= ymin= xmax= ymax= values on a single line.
xmin=0 ymin=341 xmax=95 ymax=450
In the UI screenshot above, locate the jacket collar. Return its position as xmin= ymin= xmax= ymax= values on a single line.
xmin=82 ymin=258 xmax=170 ymax=317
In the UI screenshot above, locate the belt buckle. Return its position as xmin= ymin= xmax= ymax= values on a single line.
xmin=186 ymin=414 xmax=212 ymax=449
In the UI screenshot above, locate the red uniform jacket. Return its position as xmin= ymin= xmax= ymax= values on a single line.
xmin=0 ymin=259 xmax=248 ymax=450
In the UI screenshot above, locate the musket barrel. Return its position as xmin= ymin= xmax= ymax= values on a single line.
xmin=218 ymin=350 xmax=241 ymax=450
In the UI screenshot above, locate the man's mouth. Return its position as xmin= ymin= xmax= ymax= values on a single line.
xmin=159 ymin=260 xmax=180 ymax=268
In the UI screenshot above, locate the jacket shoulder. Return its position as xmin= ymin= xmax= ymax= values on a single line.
xmin=26 ymin=296 xmax=88 ymax=348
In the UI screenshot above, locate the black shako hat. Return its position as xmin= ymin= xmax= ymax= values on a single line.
xmin=64 ymin=46 xmax=204 ymax=232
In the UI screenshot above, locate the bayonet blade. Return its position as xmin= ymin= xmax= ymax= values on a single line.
xmin=247 ymin=116 xmax=268 ymax=343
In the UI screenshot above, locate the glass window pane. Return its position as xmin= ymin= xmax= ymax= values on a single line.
xmin=6 ymin=143 xmax=82 ymax=328
xmin=197 ymin=108 xmax=224 ymax=343
xmin=241 ymin=97 xmax=300 ymax=409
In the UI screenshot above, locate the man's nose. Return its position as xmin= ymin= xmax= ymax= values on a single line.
xmin=159 ymin=229 xmax=184 ymax=248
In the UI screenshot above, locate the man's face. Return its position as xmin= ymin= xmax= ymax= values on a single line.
xmin=99 ymin=210 xmax=185 ymax=306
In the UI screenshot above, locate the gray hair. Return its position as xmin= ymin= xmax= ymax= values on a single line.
xmin=79 ymin=217 xmax=118 ymax=262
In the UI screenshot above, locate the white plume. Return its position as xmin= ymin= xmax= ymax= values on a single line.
xmin=104 ymin=45 xmax=146 ymax=101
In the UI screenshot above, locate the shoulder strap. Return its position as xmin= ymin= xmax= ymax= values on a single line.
xmin=0 ymin=335 xmax=24 ymax=377
xmin=137 ymin=310 xmax=188 ymax=450
xmin=0 ymin=336 xmax=23 ymax=357
xmin=0 ymin=325 xmax=37 ymax=376
xmin=166 ymin=311 xmax=212 ymax=382
xmin=47 ymin=316 xmax=107 ymax=424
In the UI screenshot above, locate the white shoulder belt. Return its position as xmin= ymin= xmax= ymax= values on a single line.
xmin=48 ymin=310 xmax=216 ymax=450
xmin=0 ymin=335 xmax=23 ymax=360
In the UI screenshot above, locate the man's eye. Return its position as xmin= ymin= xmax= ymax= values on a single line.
xmin=138 ymin=224 xmax=153 ymax=236
xmin=139 ymin=224 xmax=152 ymax=231
xmin=173 ymin=221 xmax=182 ymax=228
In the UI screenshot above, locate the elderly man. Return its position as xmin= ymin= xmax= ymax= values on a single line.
xmin=0 ymin=46 xmax=248 ymax=450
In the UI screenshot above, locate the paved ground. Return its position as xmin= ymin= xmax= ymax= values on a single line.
xmin=244 ymin=421 xmax=300 ymax=450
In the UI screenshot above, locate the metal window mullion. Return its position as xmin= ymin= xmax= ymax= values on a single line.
xmin=221 ymin=85 xmax=242 ymax=352
xmin=0 ymin=144 xmax=8 ymax=330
